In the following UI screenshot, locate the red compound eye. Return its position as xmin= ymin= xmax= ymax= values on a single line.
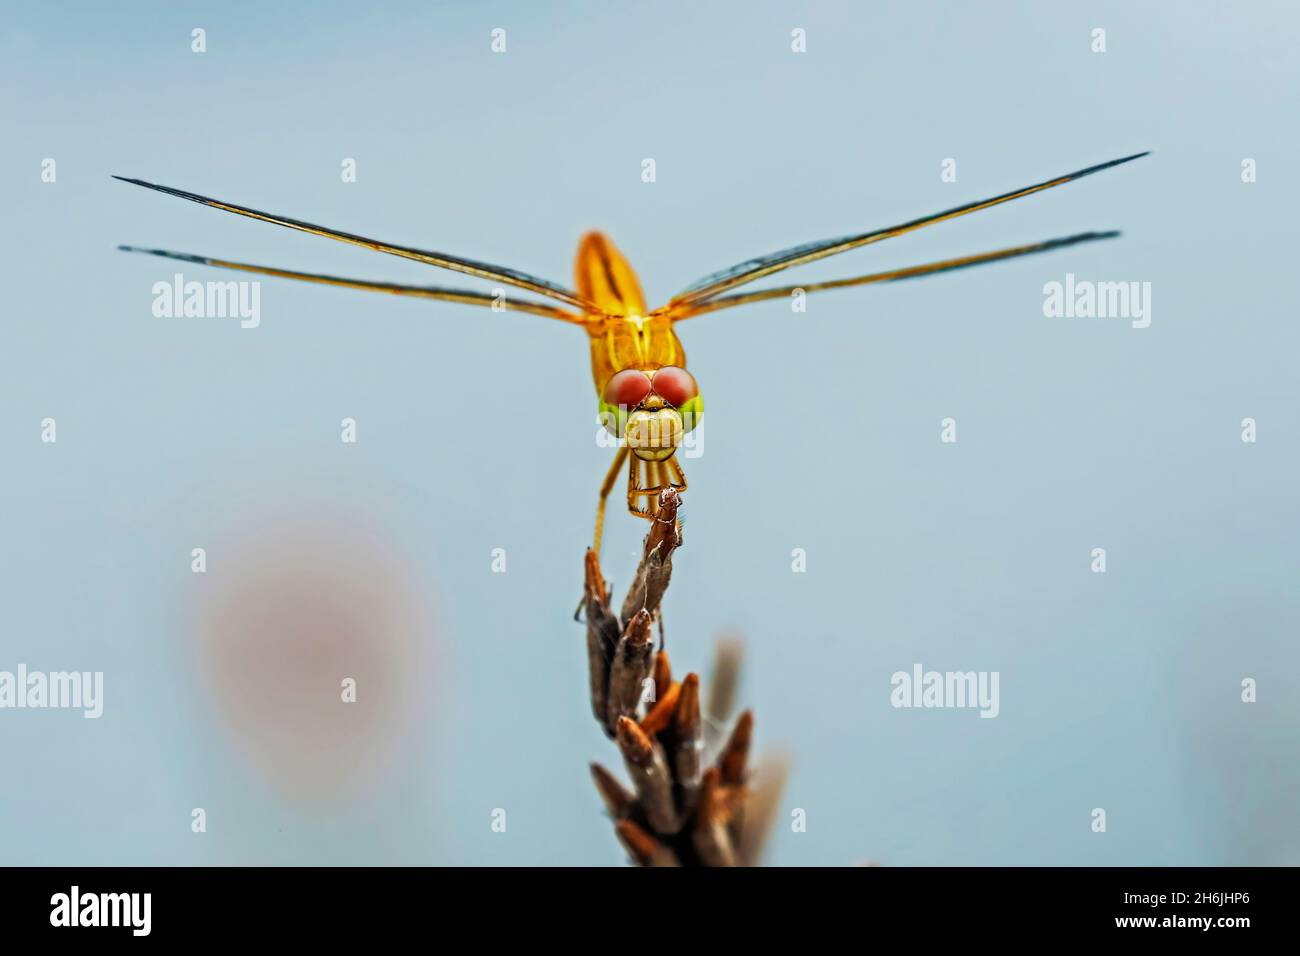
xmin=602 ymin=369 xmax=653 ymax=409
xmin=650 ymin=366 xmax=698 ymax=407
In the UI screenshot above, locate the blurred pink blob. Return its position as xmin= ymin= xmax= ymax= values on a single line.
xmin=195 ymin=512 xmax=435 ymax=805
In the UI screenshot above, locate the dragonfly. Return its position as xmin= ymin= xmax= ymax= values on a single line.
xmin=116 ymin=151 xmax=1147 ymax=557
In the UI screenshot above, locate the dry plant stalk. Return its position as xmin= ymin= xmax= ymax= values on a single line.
xmin=582 ymin=488 xmax=786 ymax=866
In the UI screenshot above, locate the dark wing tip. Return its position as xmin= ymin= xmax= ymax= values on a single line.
xmin=115 ymin=244 xmax=209 ymax=265
xmin=1082 ymin=151 xmax=1151 ymax=176
xmin=111 ymin=176 xmax=203 ymax=204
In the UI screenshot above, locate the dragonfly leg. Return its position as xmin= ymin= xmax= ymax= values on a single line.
xmin=663 ymin=455 xmax=688 ymax=494
xmin=661 ymin=457 xmax=687 ymax=546
xmin=627 ymin=454 xmax=688 ymax=522
xmin=628 ymin=455 xmax=658 ymax=519
xmin=576 ymin=446 xmax=632 ymax=622
xmin=593 ymin=446 xmax=630 ymax=559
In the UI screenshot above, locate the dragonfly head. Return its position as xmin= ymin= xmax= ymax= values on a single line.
xmin=599 ymin=366 xmax=703 ymax=461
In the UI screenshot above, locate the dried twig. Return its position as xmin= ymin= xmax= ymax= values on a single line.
xmin=605 ymin=608 xmax=654 ymax=734
xmin=738 ymin=754 xmax=790 ymax=866
xmin=705 ymin=636 xmax=743 ymax=726
xmin=582 ymin=489 xmax=786 ymax=866
xmin=693 ymin=767 xmax=739 ymax=866
xmin=615 ymin=819 xmax=680 ymax=867
xmin=673 ymin=673 xmax=702 ymax=798
xmin=619 ymin=487 xmax=680 ymax=627
xmin=615 ymin=716 xmax=679 ymax=833
xmin=583 ymin=551 xmax=619 ymax=726
xmin=718 ymin=709 xmax=754 ymax=785
xmin=590 ymin=763 xmax=635 ymax=820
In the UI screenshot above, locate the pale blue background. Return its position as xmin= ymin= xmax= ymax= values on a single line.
xmin=2 ymin=0 xmax=1297 ymax=865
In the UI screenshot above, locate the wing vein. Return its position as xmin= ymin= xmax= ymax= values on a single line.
xmin=113 ymin=176 xmax=597 ymax=312
xmin=671 ymin=151 xmax=1148 ymax=307
xmin=117 ymin=245 xmax=584 ymax=322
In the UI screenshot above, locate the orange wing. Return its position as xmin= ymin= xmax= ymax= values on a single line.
xmin=575 ymin=231 xmax=648 ymax=317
